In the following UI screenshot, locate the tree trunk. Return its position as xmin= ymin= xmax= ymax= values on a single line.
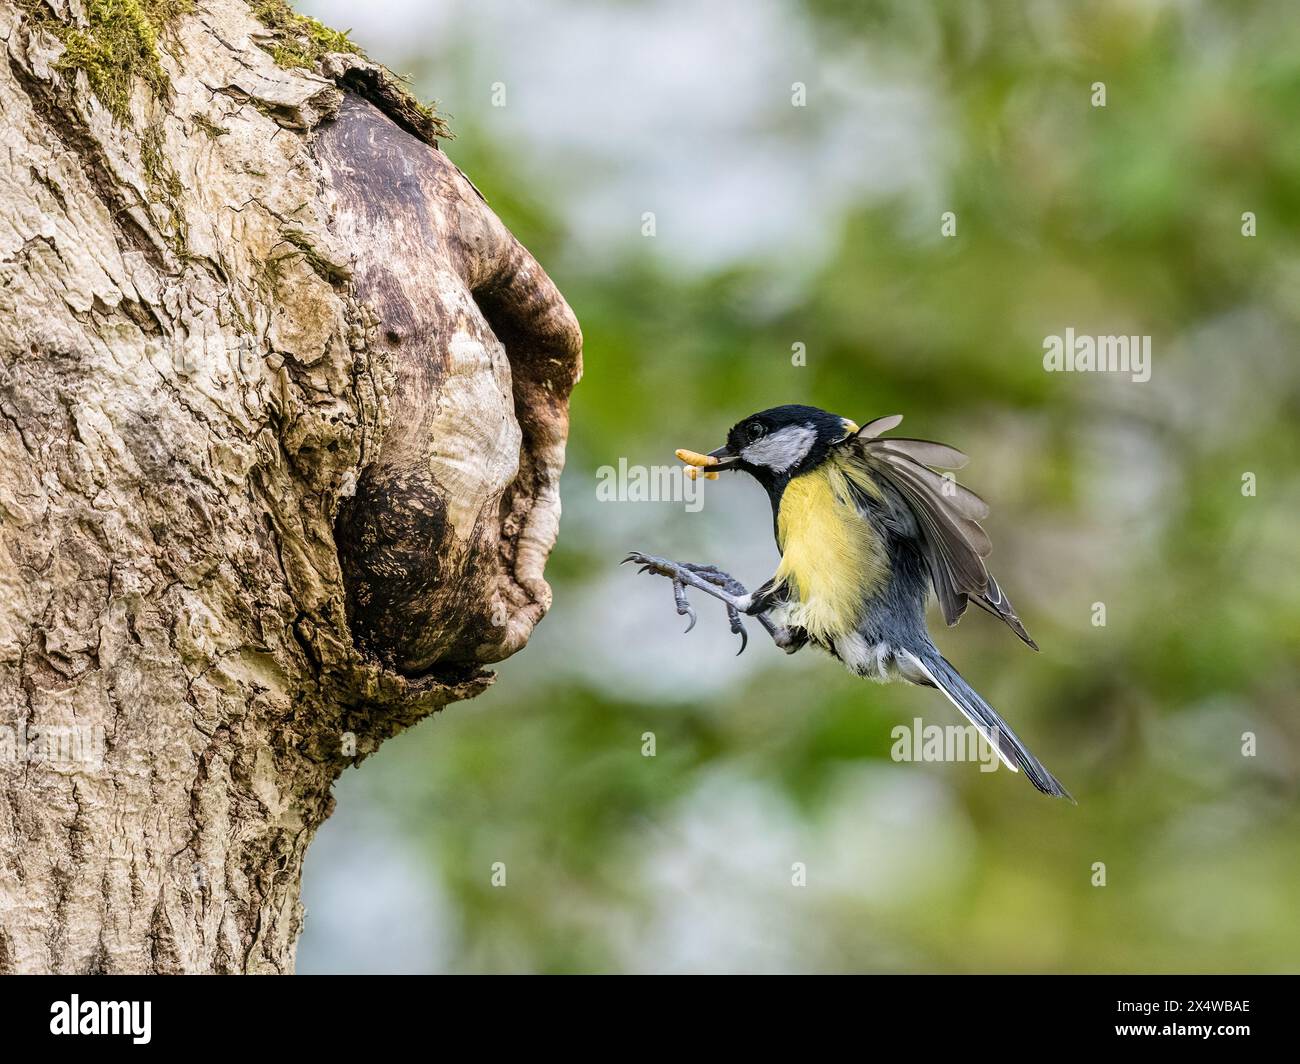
xmin=0 ymin=0 xmax=581 ymax=973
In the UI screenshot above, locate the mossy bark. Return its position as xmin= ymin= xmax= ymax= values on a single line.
xmin=0 ymin=0 xmax=581 ymax=973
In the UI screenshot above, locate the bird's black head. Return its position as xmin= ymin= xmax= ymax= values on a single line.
xmin=677 ymin=404 xmax=859 ymax=494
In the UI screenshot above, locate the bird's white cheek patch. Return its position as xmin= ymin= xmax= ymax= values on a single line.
xmin=741 ymin=425 xmax=816 ymax=472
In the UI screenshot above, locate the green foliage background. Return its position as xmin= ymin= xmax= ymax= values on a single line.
xmin=297 ymin=0 xmax=1300 ymax=973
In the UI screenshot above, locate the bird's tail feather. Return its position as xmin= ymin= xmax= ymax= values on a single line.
xmin=901 ymin=647 xmax=1073 ymax=801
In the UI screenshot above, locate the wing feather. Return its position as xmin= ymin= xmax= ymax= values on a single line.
xmin=875 ymin=438 xmax=970 ymax=470
xmin=836 ymin=417 xmax=1037 ymax=648
xmin=857 ymin=413 xmax=904 ymax=438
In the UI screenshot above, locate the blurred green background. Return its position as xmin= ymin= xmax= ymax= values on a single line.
xmin=296 ymin=0 xmax=1300 ymax=973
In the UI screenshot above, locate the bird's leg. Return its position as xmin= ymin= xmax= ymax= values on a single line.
xmin=621 ymin=552 xmax=795 ymax=655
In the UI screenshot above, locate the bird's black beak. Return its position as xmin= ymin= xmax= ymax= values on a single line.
xmin=675 ymin=444 xmax=738 ymax=480
xmin=705 ymin=445 xmax=738 ymax=469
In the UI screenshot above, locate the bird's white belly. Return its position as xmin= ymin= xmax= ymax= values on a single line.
xmin=833 ymin=632 xmax=898 ymax=681
xmin=767 ymin=599 xmax=896 ymax=678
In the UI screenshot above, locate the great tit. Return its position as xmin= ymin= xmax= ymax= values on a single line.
xmin=624 ymin=404 xmax=1071 ymax=800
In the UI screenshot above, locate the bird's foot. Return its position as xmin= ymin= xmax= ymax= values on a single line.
xmin=621 ymin=552 xmax=751 ymax=654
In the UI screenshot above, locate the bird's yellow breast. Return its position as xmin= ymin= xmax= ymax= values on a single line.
xmin=774 ymin=461 xmax=888 ymax=643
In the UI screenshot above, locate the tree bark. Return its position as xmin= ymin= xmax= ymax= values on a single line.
xmin=0 ymin=0 xmax=581 ymax=973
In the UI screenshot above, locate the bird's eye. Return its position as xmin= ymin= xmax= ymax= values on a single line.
xmin=744 ymin=423 xmax=766 ymax=443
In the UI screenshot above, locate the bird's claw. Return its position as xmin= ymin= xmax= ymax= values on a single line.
xmin=621 ymin=551 xmax=673 ymax=577
xmin=673 ymin=578 xmax=697 ymax=633
xmin=623 ymin=550 xmax=749 ymax=652
xmin=726 ymin=604 xmax=748 ymax=655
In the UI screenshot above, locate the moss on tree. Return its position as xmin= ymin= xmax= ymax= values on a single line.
xmin=23 ymin=0 xmax=193 ymax=122
xmin=21 ymin=0 xmax=448 ymax=143
xmin=249 ymin=0 xmax=360 ymax=68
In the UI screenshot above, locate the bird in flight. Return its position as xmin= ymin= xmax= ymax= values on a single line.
xmin=624 ymin=404 xmax=1072 ymax=800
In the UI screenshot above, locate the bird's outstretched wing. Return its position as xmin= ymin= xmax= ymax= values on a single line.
xmin=836 ymin=415 xmax=1038 ymax=649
